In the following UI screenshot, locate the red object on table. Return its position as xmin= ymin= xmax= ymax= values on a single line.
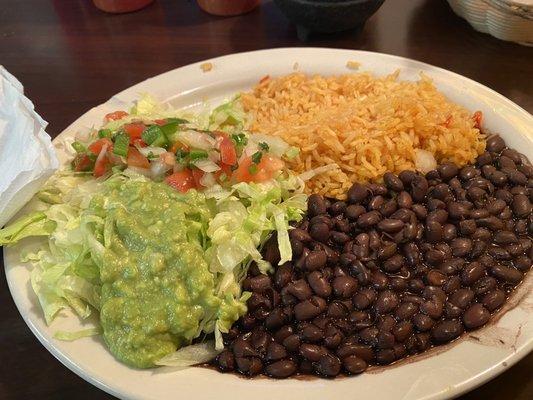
xmin=197 ymin=0 xmax=260 ymax=16
xmin=92 ymin=0 xmax=154 ymax=13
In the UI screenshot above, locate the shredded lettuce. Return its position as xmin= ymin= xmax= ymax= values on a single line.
xmin=54 ymin=327 xmax=102 ymax=341
xmin=155 ymin=341 xmax=221 ymax=367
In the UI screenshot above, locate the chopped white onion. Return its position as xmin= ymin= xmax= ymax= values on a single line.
xmin=75 ymin=127 xmax=93 ymax=142
xmin=192 ymin=159 xmax=220 ymax=173
xmin=299 ymin=164 xmax=339 ymax=182
xmin=135 ymin=144 xmax=167 ymax=158
xmin=208 ymin=150 xmax=221 ymax=163
xmin=199 ymin=172 xmax=216 ymax=187
xmin=179 ymin=130 xmax=216 ymax=151
xmin=249 ymin=134 xmax=289 ymax=157
xmin=150 ymin=159 xmax=172 ymax=179
xmin=95 ymin=143 xmax=109 ymax=167
xmin=415 ymin=149 xmax=437 ymax=174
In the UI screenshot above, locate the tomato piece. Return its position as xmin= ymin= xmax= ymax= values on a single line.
xmin=233 ymin=155 xmax=284 ymax=183
xmin=473 ymin=111 xmax=483 ymax=129
xmin=170 ymin=141 xmax=189 ymax=154
xmin=104 ymin=110 xmax=128 ymax=121
xmin=124 ymin=123 xmax=145 ymax=142
xmin=127 ymin=147 xmax=150 ymax=169
xmin=192 ymin=168 xmax=205 ymax=187
xmin=88 ymin=138 xmax=113 ymax=155
xmin=154 ymin=119 xmax=167 ymax=126
xmin=93 ymin=154 xmax=110 ymax=177
xmin=72 ymin=154 xmax=94 ymax=172
xmin=165 ymin=169 xmax=196 ymax=193
xmin=219 ymin=135 xmax=237 ymax=165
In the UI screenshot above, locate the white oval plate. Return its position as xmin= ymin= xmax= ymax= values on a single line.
xmin=4 ymin=48 xmax=533 ymax=400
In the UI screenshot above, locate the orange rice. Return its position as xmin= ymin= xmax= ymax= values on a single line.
xmin=241 ymin=72 xmax=486 ymax=199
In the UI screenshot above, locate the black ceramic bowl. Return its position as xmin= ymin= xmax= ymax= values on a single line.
xmin=274 ymin=0 xmax=386 ymax=40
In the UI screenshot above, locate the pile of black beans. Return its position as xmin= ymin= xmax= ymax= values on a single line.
xmin=213 ymin=135 xmax=532 ymax=379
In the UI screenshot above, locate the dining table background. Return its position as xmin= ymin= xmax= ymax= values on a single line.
xmin=0 ymin=0 xmax=531 ymax=399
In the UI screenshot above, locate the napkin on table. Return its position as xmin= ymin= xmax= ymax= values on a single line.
xmin=0 ymin=66 xmax=59 ymax=227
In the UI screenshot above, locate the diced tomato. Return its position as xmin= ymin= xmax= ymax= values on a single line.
xmin=473 ymin=111 xmax=483 ymax=129
xmin=88 ymin=138 xmax=113 ymax=155
xmin=165 ymin=169 xmax=196 ymax=193
xmin=214 ymin=163 xmax=233 ymax=183
xmin=132 ymin=138 xmax=147 ymax=148
xmin=104 ymin=110 xmax=128 ymax=122
xmin=124 ymin=123 xmax=145 ymax=142
xmin=72 ymin=154 xmax=94 ymax=172
xmin=170 ymin=141 xmax=189 ymax=154
xmin=219 ymin=135 xmax=237 ymax=166
xmin=154 ymin=119 xmax=167 ymax=126
xmin=93 ymin=154 xmax=110 ymax=177
xmin=192 ymin=168 xmax=205 ymax=187
xmin=127 ymin=147 xmax=150 ymax=169
xmin=233 ymin=154 xmax=284 ymax=183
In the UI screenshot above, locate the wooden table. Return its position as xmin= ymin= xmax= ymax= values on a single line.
xmin=0 ymin=0 xmax=531 ymax=399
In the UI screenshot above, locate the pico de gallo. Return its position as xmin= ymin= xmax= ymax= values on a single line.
xmin=71 ymin=109 xmax=289 ymax=193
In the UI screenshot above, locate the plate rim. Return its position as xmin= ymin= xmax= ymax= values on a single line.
xmin=4 ymin=47 xmax=533 ymax=400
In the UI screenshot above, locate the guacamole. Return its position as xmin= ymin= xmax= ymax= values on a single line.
xmin=91 ymin=179 xmax=240 ymax=368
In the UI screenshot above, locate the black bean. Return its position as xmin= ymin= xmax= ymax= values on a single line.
xmin=345 ymin=204 xmax=366 ymax=220
xmin=330 ymin=231 xmax=350 ymax=245
xmin=265 ymin=359 xmax=297 ymax=379
xmin=411 ymin=175 xmax=429 ymax=202
xmin=514 ymin=255 xmax=532 ymax=272
xmin=425 ymin=220 xmax=443 ymax=243
xmin=244 ymin=275 xmax=272 ymax=292
xmin=286 ymin=279 xmax=313 ymax=301
xmin=512 ymin=194 xmax=531 ymax=218
xmin=450 ymin=238 xmax=473 ymax=257
xmin=216 ymin=350 xmax=235 ymax=371
xmin=273 ymin=325 xmax=294 ymax=343
xmin=431 ymin=320 xmax=464 ymax=343
xmin=289 ymin=228 xmax=312 ymax=243
xmin=305 ymin=250 xmax=327 ymax=271
xmin=327 ymin=301 xmax=349 ymax=319
xmin=235 ymin=357 xmax=263 ymax=376
xmin=315 ymin=353 xmax=342 ymax=377
xmin=347 ymin=184 xmax=370 ymax=204
xmin=265 ymin=308 xmax=288 ymax=330
xmin=374 ymin=290 xmax=399 ymax=314
xmin=377 ymin=218 xmax=404 ymax=233
xmin=352 ymin=288 xmax=377 ymax=310
xmin=488 ymin=246 xmax=512 ymax=261
xmin=307 ymin=271 xmax=332 ymax=298
xmin=301 ymin=324 xmax=324 ymax=343
xmin=412 ymin=204 xmax=428 ymax=220
xmin=294 ymin=296 xmax=327 ymax=321
xmin=358 ymin=211 xmax=382 ymax=228
xmin=282 ymin=334 xmax=300 ymax=353
xmin=473 ymin=276 xmax=497 ymax=296
xmin=482 ymin=289 xmax=506 ymax=311
xmin=486 ymin=135 xmax=505 ymax=153
xmin=299 ymin=343 xmax=327 ymax=362
xmin=413 ymin=313 xmax=435 ymax=332
xmin=383 ymin=172 xmax=404 ymax=191
xmin=265 ymin=341 xmax=288 ymax=362
xmin=395 ymin=302 xmax=419 ymax=320
xmin=460 ymin=165 xmax=479 ymax=181
xmin=342 ymin=355 xmax=367 ymax=374
xmin=489 ymin=264 xmax=523 ymax=284
xmin=308 ymin=194 xmax=327 ymax=217
xmin=463 ymin=303 xmax=490 ymax=330
xmin=449 ymin=288 xmax=474 ymax=309
xmin=438 ymin=162 xmax=459 ymax=181
xmin=329 ymin=201 xmax=347 ymax=216
xmin=332 ymin=276 xmax=358 ymax=298
xmin=233 ymin=337 xmax=259 ymax=357
xmin=309 ymin=223 xmax=330 ymax=243
xmin=390 ymin=276 xmax=408 ymax=292
xmin=476 ymin=151 xmax=493 ymax=166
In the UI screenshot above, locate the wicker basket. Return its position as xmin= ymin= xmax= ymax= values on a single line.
xmin=447 ymin=0 xmax=533 ymax=45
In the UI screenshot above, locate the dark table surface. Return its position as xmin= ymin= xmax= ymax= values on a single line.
xmin=0 ymin=0 xmax=531 ymax=399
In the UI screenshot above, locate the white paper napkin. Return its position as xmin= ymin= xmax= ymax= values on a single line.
xmin=0 ymin=66 xmax=59 ymax=227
